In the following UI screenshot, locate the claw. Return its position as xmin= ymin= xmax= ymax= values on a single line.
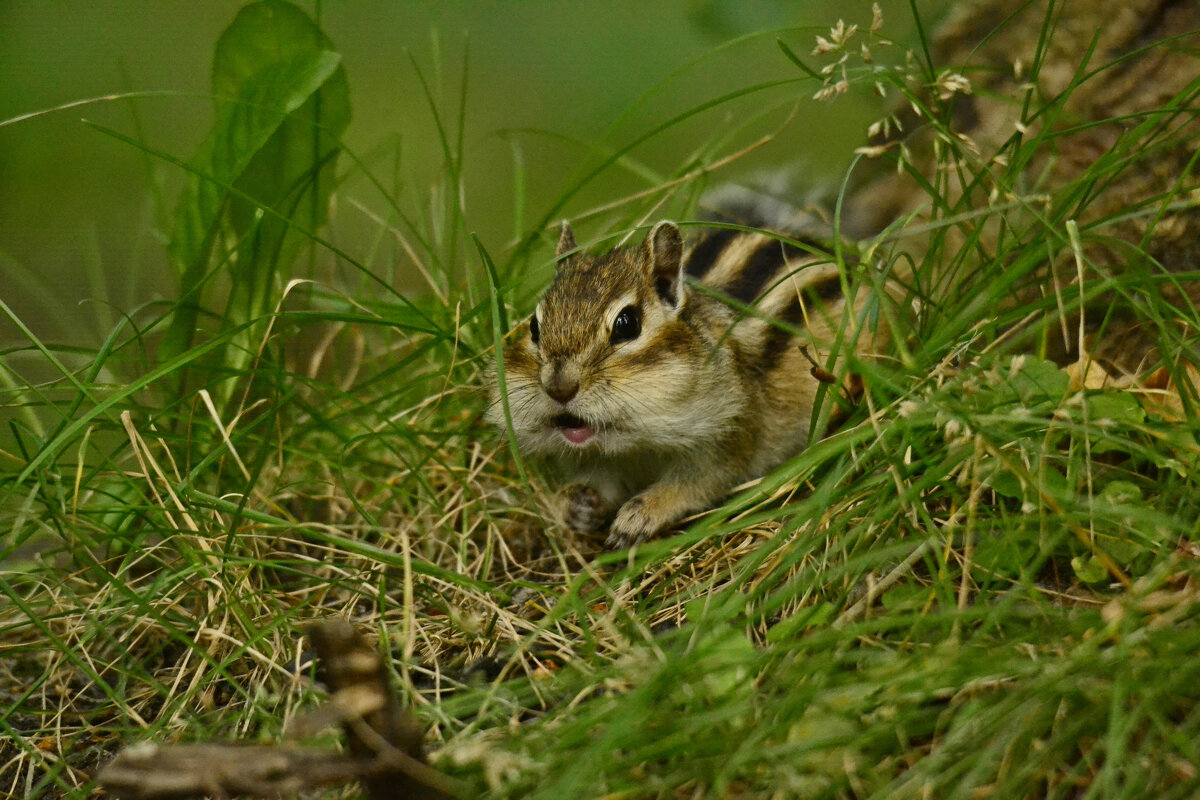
xmin=604 ymin=528 xmax=643 ymax=550
xmin=605 ymin=495 xmax=657 ymax=549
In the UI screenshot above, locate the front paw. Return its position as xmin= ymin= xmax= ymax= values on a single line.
xmin=605 ymin=495 xmax=661 ymax=549
xmin=563 ymin=484 xmax=608 ymax=533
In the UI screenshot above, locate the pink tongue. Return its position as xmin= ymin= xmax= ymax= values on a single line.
xmin=561 ymin=425 xmax=593 ymax=444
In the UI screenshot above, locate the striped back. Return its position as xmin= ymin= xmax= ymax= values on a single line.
xmin=683 ymin=228 xmax=857 ymax=374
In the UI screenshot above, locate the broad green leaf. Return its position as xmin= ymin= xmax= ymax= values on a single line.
xmin=163 ymin=0 xmax=350 ymax=360
xmin=1084 ymin=391 xmax=1145 ymax=455
xmin=218 ymin=1 xmax=351 ymax=258
xmin=984 ymin=466 xmax=1025 ymax=500
xmin=212 ymin=0 xmax=341 ymax=99
xmin=1100 ymin=480 xmax=1142 ymax=504
xmin=1085 ymin=390 xmax=1145 ymax=425
xmin=981 ymin=455 xmax=1068 ymax=502
xmin=1071 ymin=554 xmax=1109 ymax=585
xmin=1006 ymin=356 xmax=1069 ymax=406
xmin=169 ymin=51 xmax=343 ymax=276
xmin=694 ymin=632 xmax=756 ymax=700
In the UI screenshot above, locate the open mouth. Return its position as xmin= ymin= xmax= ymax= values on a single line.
xmin=553 ymin=413 xmax=594 ymax=445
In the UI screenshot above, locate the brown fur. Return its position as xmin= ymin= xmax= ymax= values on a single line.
xmin=486 ymin=221 xmax=894 ymax=548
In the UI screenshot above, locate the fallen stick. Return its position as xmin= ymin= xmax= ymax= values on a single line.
xmin=98 ymin=619 xmax=462 ymax=800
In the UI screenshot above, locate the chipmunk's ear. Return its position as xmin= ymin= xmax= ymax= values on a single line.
xmin=639 ymin=221 xmax=684 ymax=307
xmin=555 ymin=222 xmax=578 ymax=263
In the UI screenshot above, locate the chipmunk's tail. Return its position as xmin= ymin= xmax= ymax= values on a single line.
xmin=699 ymin=182 xmax=917 ymax=295
xmin=699 ymin=183 xmax=832 ymax=243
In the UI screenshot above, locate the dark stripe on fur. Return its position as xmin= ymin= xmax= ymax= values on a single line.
xmin=721 ymin=239 xmax=805 ymax=304
xmin=755 ymin=273 xmax=846 ymax=371
xmin=801 ymin=271 xmax=845 ymax=303
xmin=683 ymin=228 xmax=738 ymax=281
xmin=757 ymin=296 xmax=807 ymax=372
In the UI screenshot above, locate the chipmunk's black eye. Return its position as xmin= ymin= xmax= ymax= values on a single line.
xmin=610 ymin=305 xmax=641 ymax=344
xmin=529 ymin=314 xmax=540 ymax=345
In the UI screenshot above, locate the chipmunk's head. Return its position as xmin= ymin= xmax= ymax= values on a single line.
xmin=487 ymin=220 xmax=717 ymax=458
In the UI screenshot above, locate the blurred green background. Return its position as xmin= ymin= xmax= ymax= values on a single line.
xmin=0 ymin=1 xmax=929 ymax=351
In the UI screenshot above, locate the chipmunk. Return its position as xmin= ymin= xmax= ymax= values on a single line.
xmin=486 ymin=216 xmax=894 ymax=548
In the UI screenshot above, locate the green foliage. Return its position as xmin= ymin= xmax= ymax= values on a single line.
xmin=162 ymin=0 xmax=351 ymax=400
xmin=3 ymin=2 xmax=1200 ymax=799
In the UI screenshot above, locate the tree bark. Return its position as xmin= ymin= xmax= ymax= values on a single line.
xmin=847 ymin=0 xmax=1200 ymax=369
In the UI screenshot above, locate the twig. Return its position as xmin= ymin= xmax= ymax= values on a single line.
xmin=97 ymin=619 xmax=465 ymax=800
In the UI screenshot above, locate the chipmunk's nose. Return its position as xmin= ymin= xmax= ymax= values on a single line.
xmin=541 ymin=363 xmax=579 ymax=404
